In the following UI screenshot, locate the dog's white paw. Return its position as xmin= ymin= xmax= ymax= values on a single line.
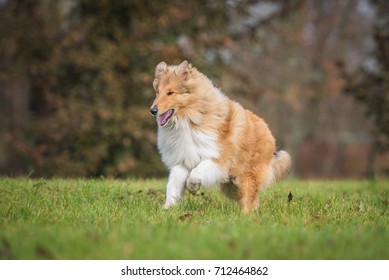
xmin=164 ymin=196 xmax=181 ymax=209
xmin=163 ymin=200 xmax=176 ymax=209
xmin=186 ymin=170 xmax=201 ymax=193
xmin=186 ymin=181 xmax=200 ymax=194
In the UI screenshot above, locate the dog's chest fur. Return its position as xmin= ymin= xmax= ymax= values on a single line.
xmin=157 ymin=118 xmax=219 ymax=170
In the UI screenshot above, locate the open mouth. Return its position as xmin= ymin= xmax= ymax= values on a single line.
xmin=157 ymin=109 xmax=174 ymax=126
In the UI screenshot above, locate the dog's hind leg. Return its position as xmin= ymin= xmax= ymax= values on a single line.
xmin=238 ymin=167 xmax=271 ymax=214
xmin=164 ymin=165 xmax=189 ymax=209
xmin=238 ymin=177 xmax=260 ymax=214
xmin=238 ymin=164 xmax=273 ymax=214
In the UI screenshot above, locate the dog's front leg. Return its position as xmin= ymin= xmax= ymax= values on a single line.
xmin=164 ymin=165 xmax=189 ymax=209
xmin=186 ymin=159 xmax=228 ymax=193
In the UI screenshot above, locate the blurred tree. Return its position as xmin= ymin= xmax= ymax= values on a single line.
xmin=340 ymin=0 xmax=389 ymax=178
xmin=222 ymin=0 xmax=378 ymax=178
xmin=0 ymin=0 xmax=233 ymax=177
xmin=1 ymin=0 xmax=386 ymax=179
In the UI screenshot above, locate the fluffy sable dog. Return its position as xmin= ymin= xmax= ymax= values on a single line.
xmin=150 ymin=60 xmax=291 ymax=213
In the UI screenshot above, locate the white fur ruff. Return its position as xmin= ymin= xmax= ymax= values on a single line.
xmin=158 ymin=117 xmax=228 ymax=208
xmin=158 ymin=117 xmax=220 ymax=170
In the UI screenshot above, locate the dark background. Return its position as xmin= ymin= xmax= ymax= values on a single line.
xmin=1 ymin=0 xmax=388 ymax=179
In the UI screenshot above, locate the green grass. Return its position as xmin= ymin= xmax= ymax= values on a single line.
xmin=0 ymin=178 xmax=388 ymax=259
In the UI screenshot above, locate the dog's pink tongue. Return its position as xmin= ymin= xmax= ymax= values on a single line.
xmin=157 ymin=115 xmax=164 ymax=126
xmin=158 ymin=110 xmax=172 ymax=126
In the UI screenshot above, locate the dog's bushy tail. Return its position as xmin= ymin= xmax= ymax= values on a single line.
xmin=270 ymin=150 xmax=291 ymax=183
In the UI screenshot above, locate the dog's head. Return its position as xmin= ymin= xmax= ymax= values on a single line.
xmin=150 ymin=60 xmax=195 ymax=127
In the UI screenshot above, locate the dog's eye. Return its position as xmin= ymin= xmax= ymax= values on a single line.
xmin=167 ymin=91 xmax=174 ymax=96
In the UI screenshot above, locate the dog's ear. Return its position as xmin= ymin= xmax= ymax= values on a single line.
xmin=153 ymin=78 xmax=159 ymax=91
xmin=174 ymin=60 xmax=190 ymax=78
xmin=155 ymin=61 xmax=167 ymax=78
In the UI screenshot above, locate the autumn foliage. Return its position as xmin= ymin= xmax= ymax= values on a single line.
xmin=0 ymin=0 xmax=388 ymax=178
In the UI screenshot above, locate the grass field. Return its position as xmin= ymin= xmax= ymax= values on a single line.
xmin=0 ymin=178 xmax=388 ymax=260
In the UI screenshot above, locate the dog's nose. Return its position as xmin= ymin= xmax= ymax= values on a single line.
xmin=150 ymin=106 xmax=158 ymax=116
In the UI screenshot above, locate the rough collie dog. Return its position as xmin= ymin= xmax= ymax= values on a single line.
xmin=150 ymin=60 xmax=291 ymax=213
